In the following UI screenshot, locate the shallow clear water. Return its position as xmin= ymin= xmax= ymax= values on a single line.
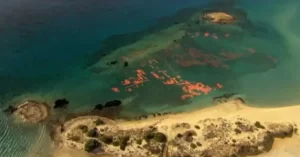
xmin=1 ymin=0 xmax=300 ymax=156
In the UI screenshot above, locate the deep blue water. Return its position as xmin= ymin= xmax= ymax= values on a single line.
xmin=1 ymin=0 xmax=300 ymax=156
xmin=0 ymin=1 xmax=210 ymax=156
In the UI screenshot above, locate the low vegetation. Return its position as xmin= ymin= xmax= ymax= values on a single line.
xmin=99 ymin=134 xmax=113 ymax=144
xmin=78 ymin=125 xmax=88 ymax=133
xmin=86 ymin=128 xmax=98 ymax=137
xmin=136 ymin=139 xmax=143 ymax=145
xmin=68 ymin=136 xmax=80 ymax=142
xmin=112 ymin=140 xmax=120 ymax=147
xmin=254 ymin=121 xmax=265 ymax=129
xmin=119 ymin=136 xmax=130 ymax=150
xmin=84 ymin=139 xmax=101 ymax=152
xmin=153 ymin=132 xmax=167 ymax=143
xmin=144 ymin=131 xmax=155 ymax=142
xmin=234 ymin=128 xmax=242 ymax=134
xmin=94 ymin=119 xmax=105 ymax=125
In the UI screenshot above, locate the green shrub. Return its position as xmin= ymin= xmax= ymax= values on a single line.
xmin=294 ymin=127 xmax=298 ymax=134
xmin=254 ymin=121 xmax=265 ymax=129
xmin=143 ymin=132 xmax=154 ymax=142
xmin=99 ymin=135 xmax=113 ymax=144
xmin=234 ymin=128 xmax=242 ymax=134
xmin=196 ymin=142 xmax=202 ymax=146
xmin=86 ymin=129 xmax=98 ymax=137
xmin=94 ymin=119 xmax=105 ymax=125
xmin=153 ymin=132 xmax=167 ymax=143
xmin=68 ymin=136 xmax=80 ymax=142
xmin=190 ymin=143 xmax=197 ymax=149
xmin=136 ymin=139 xmax=143 ymax=145
xmin=84 ymin=139 xmax=101 ymax=152
xmin=78 ymin=125 xmax=88 ymax=133
xmin=119 ymin=136 xmax=130 ymax=150
xmin=177 ymin=133 xmax=183 ymax=138
xmin=112 ymin=140 xmax=120 ymax=147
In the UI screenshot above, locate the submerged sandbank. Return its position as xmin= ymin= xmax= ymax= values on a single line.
xmin=53 ymin=100 xmax=300 ymax=157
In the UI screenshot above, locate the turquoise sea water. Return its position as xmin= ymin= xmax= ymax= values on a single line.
xmin=1 ymin=0 xmax=300 ymax=156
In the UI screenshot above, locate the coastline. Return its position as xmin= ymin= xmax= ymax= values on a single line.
xmin=53 ymin=99 xmax=300 ymax=157
xmin=1 ymin=1 xmax=300 ymax=157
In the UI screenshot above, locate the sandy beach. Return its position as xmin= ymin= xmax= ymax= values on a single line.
xmin=54 ymin=99 xmax=300 ymax=157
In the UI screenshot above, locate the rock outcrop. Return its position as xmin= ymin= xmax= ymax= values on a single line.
xmin=202 ymin=12 xmax=236 ymax=24
xmin=59 ymin=117 xmax=295 ymax=157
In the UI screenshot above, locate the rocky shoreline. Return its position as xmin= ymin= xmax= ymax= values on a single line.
xmin=3 ymin=97 xmax=300 ymax=157
xmin=52 ymin=100 xmax=300 ymax=157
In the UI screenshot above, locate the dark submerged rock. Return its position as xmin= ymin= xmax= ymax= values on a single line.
xmin=104 ymin=100 xmax=122 ymax=107
xmin=94 ymin=104 xmax=104 ymax=110
xmin=110 ymin=61 xmax=118 ymax=65
xmin=213 ymin=93 xmax=237 ymax=100
xmin=124 ymin=62 xmax=129 ymax=67
xmin=235 ymin=97 xmax=246 ymax=104
xmin=3 ymin=105 xmax=17 ymax=114
xmin=54 ymin=99 xmax=69 ymax=109
xmin=212 ymin=93 xmax=238 ymax=103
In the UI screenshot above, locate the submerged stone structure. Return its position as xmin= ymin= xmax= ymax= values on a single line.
xmin=14 ymin=100 xmax=50 ymax=123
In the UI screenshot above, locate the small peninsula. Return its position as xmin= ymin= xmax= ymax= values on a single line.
xmin=53 ymin=99 xmax=300 ymax=157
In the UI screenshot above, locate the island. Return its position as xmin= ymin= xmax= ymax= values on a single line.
xmin=53 ymin=99 xmax=300 ymax=157
xmin=202 ymin=12 xmax=236 ymax=24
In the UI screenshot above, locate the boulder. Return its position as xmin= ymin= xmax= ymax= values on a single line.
xmin=267 ymin=123 xmax=294 ymax=138
xmin=256 ymin=131 xmax=274 ymax=151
